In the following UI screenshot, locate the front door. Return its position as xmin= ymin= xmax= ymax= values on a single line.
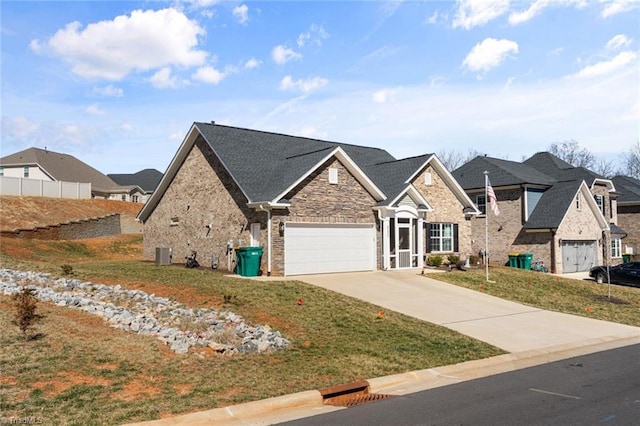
xmin=388 ymin=216 xmax=421 ymax=269
xmin=397 ymin=220 xmax=412 ymax=268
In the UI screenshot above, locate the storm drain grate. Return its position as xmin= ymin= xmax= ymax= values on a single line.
xmin=319 ymin=380 xmax=397 ymax=407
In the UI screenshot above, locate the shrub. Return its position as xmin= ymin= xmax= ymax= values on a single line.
xmin=13 ymin=287 xmax=40 ymax=340
xmin=427 ymin=255 xmax=443 ymax=267
xmin=447 ymin=255 xmax=460 ymax=265
xmin=469 ymin=255 xmax=480 ymax=265
xmin=61 ymin=264 xmax=74 ymax=275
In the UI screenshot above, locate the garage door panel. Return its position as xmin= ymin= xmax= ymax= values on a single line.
xmin=285 ymin=223 xmax=376 ymax=275
xmin=562 ymin=240 xmax=596 ymax=273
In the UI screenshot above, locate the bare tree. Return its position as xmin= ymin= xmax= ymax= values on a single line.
xmin=437 ymin=148 xmax=483 ymax=171
xmin=548 ymin=140 xmax=594 ymax=168
xmin=621 ymin=140 xmax=640 ymax=179
xmin=592 ymin=157 xmax=617 ymax=178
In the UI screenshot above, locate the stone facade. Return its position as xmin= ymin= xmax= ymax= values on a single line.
xmin=271 ymin=158 xmax=378 ymax=275
xmin=412 ymin=164 xmax=472 ymax=259
xmin=142 ymin=137 xmax=264 ymax=272
xmin=142 ymin=140 xmax=379 ymax=275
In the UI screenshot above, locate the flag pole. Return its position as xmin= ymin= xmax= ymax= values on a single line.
xmin=484 ymin=171 xmax=489 ymax=282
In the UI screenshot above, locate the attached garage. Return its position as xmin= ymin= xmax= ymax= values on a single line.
xmin=562 ymin=240 xmax=597 ymax=273
xmin=284 ymin=223 xmax=376 ymax=275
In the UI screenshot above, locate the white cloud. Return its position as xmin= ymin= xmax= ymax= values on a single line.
xmin=452 ymin=0 xmax=510 ymax=30
xmin=549 ymin=47 xmax=564 ymax=56
xmin=85 ymin=103 xmax=105 ymax=115
xmin=426 ymin=10 xmax=440 ymax=24
xmin=606 ymin=34 xmax=632 ymax=50
xmin=372 ymin=88 xmax=397 ymax=104
xmin=233 ymin=4 xmax=249 ymax=25
xmin=2 ymin=116 xmax=40 ymax=139
xmin=120 ymin=123 xmax=134 ymax=133
xmin=509 ymin=0 xmax=552 ymax=25
xmin=192 ymin=66 xmax=225 ymax=84
xmin=279 ymin=76 xmax=328 ymax=93
xmin=297 ymin=24 xmax=329 ymax=48
xmin=244 ymin=58 xmax=261 ymax=69
xmin=150 ymin=67 xmax=178 ymax=88
xmin=601 ymin=0 xmax=640 ymax=17
xmin=272 ymin=45 xmax=302 ymax=65
xmin=92 ymin=85 xmax=123 ymax=97
xmin=462 ymin=38 xmax=519 ymax=76
xmin=572 ymin=51 xmax=637 ymax=78
xmin=31 ymin=8 xmax=206 ymax=80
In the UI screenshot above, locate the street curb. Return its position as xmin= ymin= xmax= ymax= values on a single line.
xmin=124 ymin=335 xmax=640 ymax=426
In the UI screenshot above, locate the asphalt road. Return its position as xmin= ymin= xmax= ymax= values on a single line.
xmin=282 ymin=344 xmax=640 ymax=426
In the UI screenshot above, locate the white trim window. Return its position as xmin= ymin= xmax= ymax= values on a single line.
xmin=594 ymin=195 xmax=604 ymax=215
xmin=611 ymin=239 xmax=621 ymax=258
xmin=428 ymin=223 xmax=455 ymax=252
xmin=23 ymin=166 xmax=29 ymax=178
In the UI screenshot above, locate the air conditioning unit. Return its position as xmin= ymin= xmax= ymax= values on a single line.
xmin=155 ymin=247 xmax=172 ymax=265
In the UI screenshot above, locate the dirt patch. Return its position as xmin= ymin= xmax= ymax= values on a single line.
xmin=111 ymin=374 xmax=163 ymax=401
xmin=591 ymin=295 xmax=631 ymax=305
xmin=32 ymin=371 xmax=111 ymax=397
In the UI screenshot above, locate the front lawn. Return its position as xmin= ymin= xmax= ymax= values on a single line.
xmin=432 ymin=266 xmax=640 ymax=327
xmin=0 ymin=238 xmax=503 ymax=425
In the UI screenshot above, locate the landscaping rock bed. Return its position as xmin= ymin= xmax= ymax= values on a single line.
xmin=0 ymin=269 xmax=289 ymax=355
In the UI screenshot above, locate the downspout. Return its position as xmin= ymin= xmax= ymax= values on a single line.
xmin=256 ymin=204 xmax=272 ymax=277
xmin=550 ymin=229 xmax=557 ymax=274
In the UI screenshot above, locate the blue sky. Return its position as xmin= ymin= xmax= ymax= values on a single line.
xmin=1 ymin=0 xmax=639 ymax=174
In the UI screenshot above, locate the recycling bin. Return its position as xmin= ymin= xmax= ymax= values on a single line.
xmin=235 ymin=247 xmax=263 ymax=277
xmin=519 ymin=253 xmax=533 ymax=270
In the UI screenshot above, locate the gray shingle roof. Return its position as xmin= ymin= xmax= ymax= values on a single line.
xmin=194 ymin=122 xmax=395 ymax=202
xmin=0 ymin=147 xmax=120 ymax=193
xmin=523 ymin=180 xmax=583 ymax=229
xmin=452 ymin=156 xmax=555 ymax=190
xmin=364 ymin=154 xmax=433 ymax=204
xmin=524 ymin=152 xmax=604 ymax=183
xmin=108 ymin=169 xmax=163 ymax=193
xmin=612 ymin=175 xmax=640 ymax=204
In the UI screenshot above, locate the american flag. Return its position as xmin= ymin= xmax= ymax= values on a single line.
xmin=487 ymin=178 xmax=500 ymax=216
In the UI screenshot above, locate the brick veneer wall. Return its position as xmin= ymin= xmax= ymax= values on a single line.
xmin=141 ymin=139 xmax=379 ymax=275
xmin=412 ymin=164 xmax=472 ymax=259
xmin=616 ymin=205 xmax=640 ymax=257
xmin=272 ymin=158 xmax=379 ymax=274
xmin=142 ymin=137 xmax=264 ymax=271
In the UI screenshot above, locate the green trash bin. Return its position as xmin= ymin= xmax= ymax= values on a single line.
xmin=508 ymin=253 xmax=519 ymax=268
xmin=235 ymin=246 xmax=263 ymax=277
xmin=622 ymin=254 xmax=632 ymax=263
xmin=519 ymin=253 xmax=533 ymax=270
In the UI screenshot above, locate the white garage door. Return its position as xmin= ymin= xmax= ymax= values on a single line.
xmin=562 ymin=240 xmax=597 ymax=273
xmin=284 ymin=223 xmax=376 ymax=275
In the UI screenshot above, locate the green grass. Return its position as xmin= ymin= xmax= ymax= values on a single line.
xmin=432 ymin=266 xmax=640 ymax=327
xmin=0 ymin=250 xmax=504 ymax=425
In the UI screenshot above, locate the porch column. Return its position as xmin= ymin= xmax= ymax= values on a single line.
xmin=383 ymin=217 xmax=390 ymax=270
xmin=417 ymin=217 xmax=424 ymax=268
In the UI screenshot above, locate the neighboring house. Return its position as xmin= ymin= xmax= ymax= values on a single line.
xmin=108 ymin=169 xmax=163 ymax=203
xmin=452 ymin=152 xmax=621 ymax=274
xmin=611 ymin=175 xmax=640 ymax=257
xmin=0 ymin=147 xmax=143 ymax=201
xmin=137 ymin=122 xmax=479 ymax=276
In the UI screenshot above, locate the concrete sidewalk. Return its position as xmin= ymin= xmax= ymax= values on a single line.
xmin=126 ymin=269 xmax=640 ymax=426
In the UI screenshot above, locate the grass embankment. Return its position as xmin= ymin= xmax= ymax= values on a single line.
xmin=0 ymin=236 xmax=503 ymax=425
xmin=433 ymin=266 xmax=640 ymax=327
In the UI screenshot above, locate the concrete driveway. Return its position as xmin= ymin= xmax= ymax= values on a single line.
xmin=298 ymin=269 xmax=640 ymax=353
